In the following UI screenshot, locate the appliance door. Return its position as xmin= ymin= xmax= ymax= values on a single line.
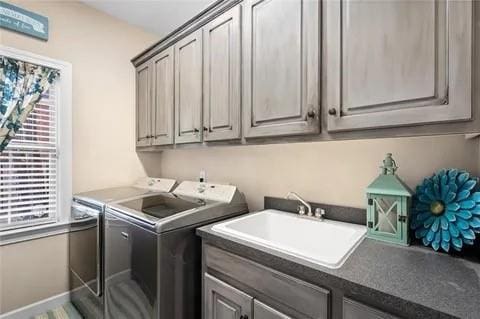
xmin=104 ymin=211 xmax=157 ymax=319
xmin=69 ymin=202 xmax=102 ymax=296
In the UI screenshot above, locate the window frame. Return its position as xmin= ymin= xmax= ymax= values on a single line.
xmin=0 ymin=45 xmax=72 ymax=238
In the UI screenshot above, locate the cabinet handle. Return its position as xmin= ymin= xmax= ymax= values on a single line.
xmin=121 ymin=232 xmax=129 ymax=240
xmin=240 ymin=316 xmax=248 ymax=319
xmin=328 ymin=108 xmax=337 ymax=116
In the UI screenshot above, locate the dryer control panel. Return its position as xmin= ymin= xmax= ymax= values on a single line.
xmin=134 ymin=177 xmax=176 ymax=192
xmin=173 ymin=181 xmax=237 ymax=203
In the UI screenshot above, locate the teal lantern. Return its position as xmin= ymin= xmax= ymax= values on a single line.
xmin=366 ymin=153 xmax=413 ymax=246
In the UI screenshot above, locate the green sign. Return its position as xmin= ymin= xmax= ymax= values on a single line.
xmin=0 ymin=1 xmax=48 ymax=41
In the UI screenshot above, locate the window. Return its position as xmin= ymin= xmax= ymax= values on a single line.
xmin=0 ymin=46 xmax=72 ymax=234
xmin=0 ymin=86 xmax=58 ymax=230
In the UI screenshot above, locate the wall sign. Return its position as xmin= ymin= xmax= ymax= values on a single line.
xmin=0 ymin=1 xmax=48 ymax=41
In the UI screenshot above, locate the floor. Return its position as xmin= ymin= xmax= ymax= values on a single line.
xmin=33 ymin=303 xmax=82 ymax=319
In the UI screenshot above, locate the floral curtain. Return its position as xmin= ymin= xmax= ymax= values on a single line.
xmin=0 ymin=56 xmax=60 ymax=152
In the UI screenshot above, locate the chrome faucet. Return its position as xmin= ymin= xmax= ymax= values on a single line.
xmin=285 ymin=192 xmax=313 ymax=216
xmin=285 ymin=192 xmax=326 ymax=220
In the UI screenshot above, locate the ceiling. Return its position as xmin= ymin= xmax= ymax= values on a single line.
xmin=83 ymin=0 xmax=214 ymax=37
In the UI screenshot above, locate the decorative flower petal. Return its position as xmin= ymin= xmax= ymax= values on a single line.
xmin=444 ymin=192 xmax=456 ymax=204
xmin=472 ymin=192 xmax=480 ymax=203
xmin=448 ymin=169 xmax=459 ymax=180
xmin=460 ymin=228 xmax=475 ymax=240
xmin=460 ymin=180 xmax=476 ymax=192
xmin=452 ymin=237 xmax=463 ymax=250
xmin=432 ymin=240 xmax=440 ymax=251
xmin=440 ymin=241 xmax=450 ymax=252
xmin=463 ymin=238 xmax=474 ymax=245
xmin=440 ymin=216 xmax=449 ymax=230
xmin=424 ymin=187 xmax=437 ymax=201
xmin=422 ymin=237 xmax=431 ymax=246
xmin=416 ymin=211 xmax=431 ymax=222
xmin=442 ymin=229 xmax=451 ymax=242
xmin=444 ymin=210 xmax=457 ymax=222
xmin=457 ymin=172 xmax=470 ymax=185
xmin=446 ymin=203 xmax=460 ymax=211
xmin=415 ymin=228 xmax=428 ymax=239
xmin=449 ymin=223 xmax=460 ymax=237
xmin=426 ymin=229 xmax=435 ymax=242
xmin=424 ymin=216 xmax=436 ymax=228
xmin=431 ymin=218 xmax=440 ymax=232
xmin=456 ymin=190 xmax=471 ymax=202
xmin=415 ymin=203 xmax=430 ymax=211
xmin=470 ymin=217 xmax=480 ymax=228
xmin=418 ymin=194 xmax=431 ymax=204
xmin=456 ymin=210 xmax=473 ymax=219
xmin=456 ymin=218 xmax=470 ymax=230
xmin=459 ymin=200 xmax=476 ymax=209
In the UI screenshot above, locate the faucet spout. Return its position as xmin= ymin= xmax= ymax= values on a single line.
xmin=285 ymin=192 xmax=312 ymax=216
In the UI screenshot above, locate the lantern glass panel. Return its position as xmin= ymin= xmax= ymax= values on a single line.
xmin=372 ymin=195 xmax=399 ymax=236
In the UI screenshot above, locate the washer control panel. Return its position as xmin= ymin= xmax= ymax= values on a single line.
xmin=173 ymin=181 xmax=236 ymax=203
xmin=134 ymin=177 xmax=176 ymax=192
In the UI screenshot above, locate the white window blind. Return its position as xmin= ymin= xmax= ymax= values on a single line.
xmin=0 ymin=85 xmax=58 ymax=230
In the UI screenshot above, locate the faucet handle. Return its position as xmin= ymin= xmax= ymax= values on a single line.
xmin=298 ymin=205 xmax=307 ymax=215
xmin=314 ymin=208 xmax=326 ymax=219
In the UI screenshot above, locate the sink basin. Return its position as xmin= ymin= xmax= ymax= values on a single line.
xmin=212 ymin=209 xmax=367 ymax=269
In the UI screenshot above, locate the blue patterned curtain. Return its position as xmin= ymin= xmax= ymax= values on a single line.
xmin=0 ymin=56 xmax=60 ymax=152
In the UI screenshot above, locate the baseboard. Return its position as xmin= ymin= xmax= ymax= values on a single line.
xmin=0 ymin=291 xmax=70 ymax=319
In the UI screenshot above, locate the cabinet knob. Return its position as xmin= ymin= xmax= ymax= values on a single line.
xmin=307 ymin=109 xmax=316 ymax=119
xmin=203 ymin=127 xmax=209 ymax=132
xmin=328 ymin=108 xmax=337 ymax=116
xmin=193 ymin=128 xmax=199 ymax=133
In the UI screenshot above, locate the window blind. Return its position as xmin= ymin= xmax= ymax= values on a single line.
xmin=0 ymin=86 xmax=58 ymax=230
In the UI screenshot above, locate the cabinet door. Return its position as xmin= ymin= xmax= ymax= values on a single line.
xmin=254 ymin=300 xmax=292 ymax=319
xmin=135 ymin=61 xmax=152 ymax=147
xmin=343 ymin=298 xmax=399 ymax=319
xmin=204 ymin=273 xmax=252 ymax=319
xmin=175 ymin=29 xmax=203 ymax=144
xmin=243 ymin=0 xmax=320 ymax=138
xmin=325 ymin=0 xmax=472 ymax=131
xmin=151 ymin=46 xmax=174 ymax=146
xmin=203 ymin=5 xmax=241 ymax=141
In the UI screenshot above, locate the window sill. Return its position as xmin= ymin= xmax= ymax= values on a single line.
xmin=0 ymin=221 xmax=71 ymax=246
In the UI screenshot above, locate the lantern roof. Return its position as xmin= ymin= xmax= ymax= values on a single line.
xmin=367 ymin=174 xmax=413 ymax=197
xmin=366 ymin=153 xmax=413 ymax=197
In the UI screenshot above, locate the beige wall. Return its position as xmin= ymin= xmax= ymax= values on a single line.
xmin=0 ymin=235 xmax=69 ymax=314
xmin=159 ymin=135 xmax=480 ymax=211
xmin=0 ymin=0 xmax=160 ymax=314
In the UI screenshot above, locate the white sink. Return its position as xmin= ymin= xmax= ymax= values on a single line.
xmin=212 ymin=209 xmax=367 ymax=269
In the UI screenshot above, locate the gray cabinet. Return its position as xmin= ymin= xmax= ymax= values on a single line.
xmin=325 ymin=0 xmax=473 ymax=131
xmin=203 ymin=5 xmax=242 ymax=141
xmin=151 ymin=46 xmax=175 ymax=146
xmin=254 ymin=300 xmax=292 ymax=319
xmin=203 ymin=245 xmax=329 ymax=319
xmin=242 ymin=0 xmax=320 ymax=138
xmin=135 ymin=61 xmax=152 ymax=147
xmin=205 ymin=273 xmax=252 ymax=319
xmin=343 ymin=298 xmax=399 ymax=319
xmin=175 ymin=29 xmax=203 ymax=144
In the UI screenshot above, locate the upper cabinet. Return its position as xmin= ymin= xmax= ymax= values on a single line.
xmin=175 ymin=29 xmax=203 ymax=144
xmin=325 ymin=0 xmax=473 ymax=131
xmin=242 ymin=0 xmax=320 ymax=138
xmin=133 ymin=0 xmax=478 ymax=149
xmin=135 ymin=61 xmax=151 ymax=147
xmin=152 ymin=46 xmax=175 ymax=145
xmin=203 ymin=6 xmax=242 ymax=141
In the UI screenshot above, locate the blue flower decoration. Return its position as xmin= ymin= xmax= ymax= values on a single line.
xmin=411 ymin=169 xmax=480 ymax=252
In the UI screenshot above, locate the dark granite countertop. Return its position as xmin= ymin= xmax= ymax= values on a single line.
xmin=197 ymin=218 xmax=480 ymax=319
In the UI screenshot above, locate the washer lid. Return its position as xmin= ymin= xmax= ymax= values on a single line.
xmin=74 ymin=186 xmax=152 ymax=208
xmin=109 ymin=193 xmax=206 ymax=225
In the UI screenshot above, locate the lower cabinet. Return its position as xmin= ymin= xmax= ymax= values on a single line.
xmin=204 ymin=273 xmax=296 ymax=319
xmin=203 ymin=244 xmax=404 ymax=319
xmin=205 ymin=273 xmax=252 ymax=319
xmin=342 ymin=298 xmax=399 ymax=319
